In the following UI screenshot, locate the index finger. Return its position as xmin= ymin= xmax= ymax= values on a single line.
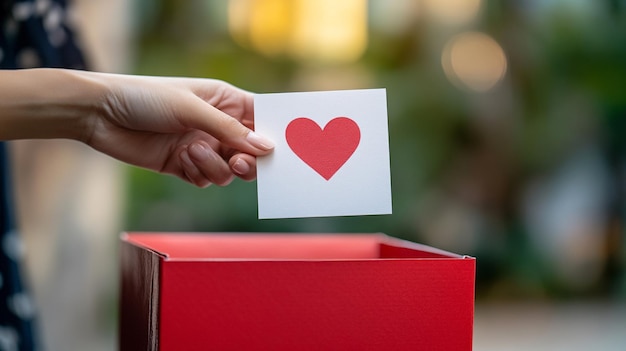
xmin=181 ymin=93 xmax=274 ymax=156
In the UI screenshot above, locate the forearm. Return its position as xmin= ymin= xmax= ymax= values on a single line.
xmin=0 ymin=68 xmax=106 ymax=141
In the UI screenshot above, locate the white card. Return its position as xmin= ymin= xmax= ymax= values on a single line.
xmin=255 ymin=89 xmax=392 ymax=219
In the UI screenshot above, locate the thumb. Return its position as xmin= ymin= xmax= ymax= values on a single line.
xmin=183 ymin=94 xmax=274 ymax=155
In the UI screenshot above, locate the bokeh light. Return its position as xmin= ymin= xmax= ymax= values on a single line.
xmin=441 ymin=31 xmax=507 ymax=92
xmin=289 ymin=0 xmax=367 ymax=64
xmin=228 ymin=0 xmax=367 ymax=64
xmin=229 ymin=0 xmax=293 ymax=56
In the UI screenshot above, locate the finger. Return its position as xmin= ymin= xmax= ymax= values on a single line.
xmin=229 ymin=153 xmax=257 ymax=181
xmin=179 ymin=147 xmax=212 ymax=188
xmin=187 ymin=141 xmax=234 ymax=186
xmin=187 ymin=79 xmax=255 ymax=128
xmin=182 ymin=94 xmax=274 ymax=156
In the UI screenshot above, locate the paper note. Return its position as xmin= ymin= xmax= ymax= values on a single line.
xmin=255 ymin=89 xmax=392 ymax=219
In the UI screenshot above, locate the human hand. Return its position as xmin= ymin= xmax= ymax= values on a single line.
xmin=86 ymin=73 xmax=274 ymax=187
xmin=0 ymin=69 xmax=274 ymax=187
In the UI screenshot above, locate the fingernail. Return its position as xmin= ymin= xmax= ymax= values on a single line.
xmin=188 ymin=143 xmax=209 ymax=161
xmin=232 ymin=158 xmax=250 ymax=175
xmin=246 ymin=131 xmax=275 ymax=151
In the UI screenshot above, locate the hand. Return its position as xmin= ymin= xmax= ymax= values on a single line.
xmin=88 ymin=73 xmax=274 ymax=187
xmin=0 ymin=69 xmax=275 ymax=187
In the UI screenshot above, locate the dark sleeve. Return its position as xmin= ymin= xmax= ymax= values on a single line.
xmin=0 ymin=0 xmax=88 ymax=69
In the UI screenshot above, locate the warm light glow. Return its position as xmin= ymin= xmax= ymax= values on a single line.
xmin=228 ymin=0 xmax=368 ymax=63
xmin=289 ymin=0 xmax=367 ymax=63
xmin=442 ymin=32 xmax=507 ymax=92
xmin=250 ymin=0 xmax=294 ymax=57
xmin=423 ymin=0 xmax=481 ymax=25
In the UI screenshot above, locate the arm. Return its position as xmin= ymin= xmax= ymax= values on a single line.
xmin=0 ymin=68 xmax=97 ymax=140
xmin=0 ymin=68 xmax=274 ymax=187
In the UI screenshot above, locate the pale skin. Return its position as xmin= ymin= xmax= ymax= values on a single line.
xmin=0 ymin=68 xmax=275 ymax=187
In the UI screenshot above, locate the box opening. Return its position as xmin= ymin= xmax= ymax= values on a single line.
xmin=125 ymin=233 xmax=455 ymax=260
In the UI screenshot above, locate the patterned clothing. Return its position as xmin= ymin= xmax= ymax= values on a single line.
xmin=1 ymin=0 xmax=86 ymax=350
xmin=0 ymin=0 xmax=86 ymax=69
xmin=0 ymin=145 xmax=35 ymax=351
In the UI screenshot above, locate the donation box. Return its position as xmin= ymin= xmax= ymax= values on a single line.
xmin=120 ymin=232 xmax=475 ymax=350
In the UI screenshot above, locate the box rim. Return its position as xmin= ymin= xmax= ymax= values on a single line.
xmin=120 ymin=232 xmax=472 ymax=262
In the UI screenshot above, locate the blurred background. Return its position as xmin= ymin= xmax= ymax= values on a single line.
xmin=11 ymin=0 xmax=626 ymax=350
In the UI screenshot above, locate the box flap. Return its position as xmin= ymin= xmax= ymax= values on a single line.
xmin=119 ymin=233 xmax=160 ymax=350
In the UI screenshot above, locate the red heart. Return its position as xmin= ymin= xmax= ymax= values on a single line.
xmin=285 ymin=117 xmax=360 ymax=180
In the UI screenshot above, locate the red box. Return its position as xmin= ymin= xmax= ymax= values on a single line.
xmin=120 ymin=233 xmax=475 ymax=350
